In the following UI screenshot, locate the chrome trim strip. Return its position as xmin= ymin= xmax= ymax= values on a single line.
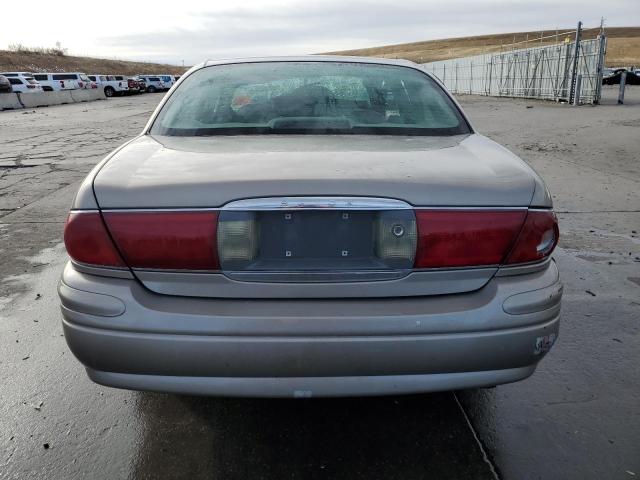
xmin=413 ymin=206 xmax=528 ymax=211
xmin=224 ymin=270 xmax=411 ymax=283
xmin=221 ymin=197 xmax=412 ymax=211
xmin=96 ymin=208 xmax=221 ymax=213
xmin=71 ymin=261 xmax=134 ymax=279
xmin=495 ymin=257 xmax=552 ymax=277
xmin=94 ymin=205 xmax=537 ymax=213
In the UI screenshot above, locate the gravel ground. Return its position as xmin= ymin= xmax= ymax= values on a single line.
xmin=0 ymin=87 xmax=638 ymax=479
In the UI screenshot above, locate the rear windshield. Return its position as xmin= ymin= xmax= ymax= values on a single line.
xmin=150 ymin=62 xmax=470 ymax=136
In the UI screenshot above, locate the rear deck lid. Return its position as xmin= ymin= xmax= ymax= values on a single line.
xmin=93 ymin=134 xmax=538 ymax=298
xmin=93 ymin=134 xmax=536 ymax=208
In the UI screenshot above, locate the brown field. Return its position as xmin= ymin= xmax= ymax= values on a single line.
xmin=325 ymin=27 xmax=640 ymax=67
xmin=1 ymin=26 xmax=637 ymax=76
xmin=0 ymin=50 xmax=187 ymax=76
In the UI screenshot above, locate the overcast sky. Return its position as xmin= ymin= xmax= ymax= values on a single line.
xmin=2 ymin=0 xmax=638 ymax=65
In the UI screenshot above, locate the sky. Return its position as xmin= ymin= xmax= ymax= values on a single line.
xmin=2 ymin=0 xmax=638 ymax=66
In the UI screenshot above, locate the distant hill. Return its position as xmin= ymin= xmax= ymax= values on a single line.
xmin=0 ymin=50 xmax=187 ymax=76
xmin=325 ymin=27 xmax=640 ymax=67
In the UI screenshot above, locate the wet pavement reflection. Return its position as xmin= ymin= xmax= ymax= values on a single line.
xmin=128 ymin=392 xmax=495 ymax=479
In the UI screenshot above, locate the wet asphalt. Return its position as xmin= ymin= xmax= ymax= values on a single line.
xmin=0 ymin=87 xmax=638 ymax=479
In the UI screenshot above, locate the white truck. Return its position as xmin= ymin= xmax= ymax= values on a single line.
xmin=87 ymin=75 xmax=129 ymax=97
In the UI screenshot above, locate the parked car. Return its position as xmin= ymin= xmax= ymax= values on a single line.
xmin=60 ymin=57 xmax=562 ymax=398
xmin=602 ymin=68 xmax=640 ymax=85
xmin=87 ymin=75 xmax=129 ymax=97
xmin=158 ymin=74 xmax=175 ymax=90
xmin=126 ymin=77 xmax=142 ymax=94
xmin=138 ymin=75 xmax=165 ymax=93
xmin=7 ymin=76 xmax=43 ymax=93
xmin=112 ymin=75 xmax=131 ymax=95
xmin=0 ymin=75 xmax=12 ymax=93
xmin=136 ymin=77 xmax=147 ymax=93
xmin=32 ymin=73 xmax=89 ymax=91
xmin=0 ymin=72 xmax=34 ymax=80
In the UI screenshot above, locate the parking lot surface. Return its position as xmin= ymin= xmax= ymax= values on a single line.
xmin=1 ymin=88 xmax=638 ymax=479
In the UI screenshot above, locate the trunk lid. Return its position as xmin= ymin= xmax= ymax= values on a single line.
xmin=93 ymin=134 xmax=535 ymax=208
xmin=94 ymin=133 xmax=536 ymax=299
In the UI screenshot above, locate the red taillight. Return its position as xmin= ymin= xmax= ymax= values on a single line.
xmin=103 ymin=212 xmax=219 ymax=270
xmin=414 ymin=209 xmax=558 ymax=268
xmin=414 ymin=210 xmax=526 ymax=268
xmin=64 ymin=212 xmax=125 ymax=267
xmin=505 ymin=210 xmax=559 ymax=264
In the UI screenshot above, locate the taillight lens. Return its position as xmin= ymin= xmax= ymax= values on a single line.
xmin=414 ymin=210 xmax=526 ymax=268
xmin=103 ymin=211 xmax=219 ymax=270
xmin=64 ymin=212 xmax=125 ymax=267
xmin=414 ymin=209 xmax=558 ymax=268
xmin=505 ymin=210 xmax=559 ymax=264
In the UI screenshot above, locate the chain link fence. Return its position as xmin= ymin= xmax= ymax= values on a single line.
xmin=422 ymin=33 xmax=607 ymax=104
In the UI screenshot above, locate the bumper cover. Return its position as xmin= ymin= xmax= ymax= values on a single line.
xmin=59 ymin=261 xmax=562 ymax=396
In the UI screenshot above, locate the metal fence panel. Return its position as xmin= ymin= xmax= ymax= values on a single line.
xmin=422 ymin=36 xmax=607 ymax=104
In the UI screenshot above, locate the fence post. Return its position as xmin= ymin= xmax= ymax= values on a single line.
xmin=618 ymin=71 xmax=627 ymax=104
xmin=568 ymin=21 xmax=583 ymax=104
xmin=455 ymin=62 xmax=459 ymax=93
xmin=573 ymin=74 xmax=582 ymax=105
xmin=594 ymin=34 xmax=607 ymax=104
xmin=487 ymin=56 xmax=493 ymax=95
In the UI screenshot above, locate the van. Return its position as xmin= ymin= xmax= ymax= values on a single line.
xmin=32 ymin=73 xmax=91 ymax=91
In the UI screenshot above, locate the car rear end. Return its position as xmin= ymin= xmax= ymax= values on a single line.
xmin=0 ymin=75 xmax=12 ymax=93
xmin=24 ymin=77 xmax=43 ymax=92
xmin=126 ymin=78 xmax=139 ymax=94
xmin=144 ymin=77 xmax=164 ymax=92
xmin=59 ymin=58 xmax=562 ymax=397
xmin=112 ymin=76 xmax=129 ymax=94
xmin=136 ymin=78 xmax=147 ymax=93
xmin=7 ymin=77 xmax=42 ymax=93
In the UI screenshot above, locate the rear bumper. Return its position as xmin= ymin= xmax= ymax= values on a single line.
xmin=87 ymin=366 xmax=537 ymax=398
xmin=59 ymin=261 xmax=562 ymax=397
